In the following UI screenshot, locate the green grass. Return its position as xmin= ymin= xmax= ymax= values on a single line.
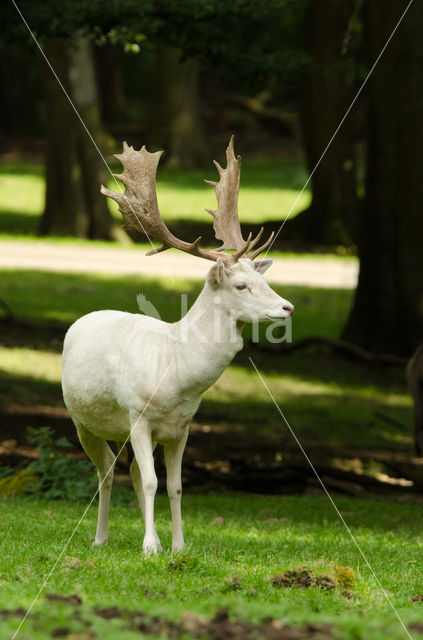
xmin=0 ymin=494 xmax=422 ymax=639
xmin=0 ymin=156 xmax=311 ymax=237
xmin=0 ymin=269 xmax=412 ymax=453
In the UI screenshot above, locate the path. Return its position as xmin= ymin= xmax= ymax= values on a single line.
xmin=0 ymin=240 xmax=358 ymax=288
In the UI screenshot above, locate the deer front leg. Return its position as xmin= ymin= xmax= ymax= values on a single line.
xmin=164 ymin=425 xmax=189 ymax=553
xmin=130 ymin=422 xmax=160 ymax=554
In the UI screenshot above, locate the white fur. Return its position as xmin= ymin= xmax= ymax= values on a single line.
xmin=62 ymin=258 xmax=293 ymax=553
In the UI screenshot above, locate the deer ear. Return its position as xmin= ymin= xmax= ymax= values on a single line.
xmin=253 ymin=259 xmax=273 ymax=274
xmin=207 ymin=258 xmax=229 ymax=289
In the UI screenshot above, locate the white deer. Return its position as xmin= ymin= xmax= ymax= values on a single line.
xmin=62 ymin=138 xmax=294 ymax=553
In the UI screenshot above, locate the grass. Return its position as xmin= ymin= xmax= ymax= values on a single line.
xmin=0 ymin=156 xmax=311 ymax=237
xmin=1 ymin=493 xmax=423 ymax=639
xmin=0 ymin=269 xmax=412 ymax=453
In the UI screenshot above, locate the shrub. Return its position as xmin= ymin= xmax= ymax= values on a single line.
xmin=24 ymin=426 xmax=96 ymax=500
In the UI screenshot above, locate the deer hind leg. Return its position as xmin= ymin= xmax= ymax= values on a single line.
xmin=164 ymin=425 xmax=189 ymax=553
xmin=130 ymin=421 xmax=161 ymax=554
xmin=76 ymin=424 xmax=116 ymax=546
xmin=130 ymin=449 xmax=161 ymax=549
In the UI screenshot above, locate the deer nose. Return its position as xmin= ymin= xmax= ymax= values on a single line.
xmin=282 ymin=304 xmax=294 ymax=316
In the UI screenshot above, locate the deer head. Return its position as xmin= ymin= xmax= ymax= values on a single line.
xmin=206 ymin=257 xmax=293 ymax=322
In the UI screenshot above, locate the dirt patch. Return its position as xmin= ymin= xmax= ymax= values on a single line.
xmin=113 ymin=605 xmax=334 ymax=639
xmin=92 ymin=605 xmax=122 ymax=619
xmin=0 ymin=607 xmax=26 ymax=618
xmin=46 ymin=594 xmax=82 ymax=607
xmin=409 ymin=622 xmax=423 ymax=633
xmin=272 ymin=569 xmax=336 ymax=591
xmin=1 ymin=600 xmax=334 ymax=639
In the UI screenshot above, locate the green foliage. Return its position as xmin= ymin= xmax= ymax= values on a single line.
xmin=26 ymin=427 xmax=95 ymax=500
xmin=0 ymin=468 xmax=39 ymax=497
xmin=0 ymin=0 xmax=310 ymax=88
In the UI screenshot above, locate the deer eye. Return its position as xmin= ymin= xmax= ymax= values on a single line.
xmin=236 ymin=283 xmax=247 ymax=290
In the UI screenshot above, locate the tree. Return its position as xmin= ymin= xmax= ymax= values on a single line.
xmin=39 ymin=36 xmax=128 ymax=240
xmin=149 ymin=45 xmax=209 ymax=168
xmin=1 ymin=0 xmax=309 ymax=236
xmin=293 ymin=0 xmax=359 ymax=245
xmin=343 ymin=0 xmax=423 ymax=354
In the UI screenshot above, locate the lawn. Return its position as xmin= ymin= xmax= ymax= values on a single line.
xmin=1 ymin=494 xmax=422 ymax=640
xmin=0 ymin=155 xmax=311 ymax=238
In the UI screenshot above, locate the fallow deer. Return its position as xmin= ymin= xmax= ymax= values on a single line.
xmin=61 ymin=138 xmax=294 ymax=553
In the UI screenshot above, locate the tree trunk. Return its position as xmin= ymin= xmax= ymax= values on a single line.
xmin=93 ymin=42 xmax=126 ymax=126
xmin=292 ymin=0 xmax=358 ymax=245
xmin=149 ymin=45 xmax=209 ymax=168
xmin=39 ymin=37 xmax=129 ymax=242
xmin=343 ymin=0 xmax=423 ymax=354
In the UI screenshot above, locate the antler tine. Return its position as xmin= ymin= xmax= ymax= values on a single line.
xmin=231 ymin=232 xmax=253 ymax=262
xmin=204 ymin=135 xmax=245 ymax=251
xmin=246 ymin=227 xmax=264 ymax=252
xmin=247 ymin=231 xmax=275 ymax=261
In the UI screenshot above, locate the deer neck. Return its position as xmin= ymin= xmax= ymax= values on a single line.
xmin=173 ymin=283 xmax=243 ymax=393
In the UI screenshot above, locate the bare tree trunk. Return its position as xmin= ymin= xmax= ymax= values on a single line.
xmin=93 ymin=42 xmax=126 ymax=126
xmin=39 ymin=37 xmax=129 ymax=242
xmin=343 ymin=0 xmax=423 ymax=354
xmin=149 ymin=45 xmax=209 ymax=168
xmin=291 ymin=0 xmax=358 ymax=245
xmin=407 ymin=345 xmax=423 ymax=456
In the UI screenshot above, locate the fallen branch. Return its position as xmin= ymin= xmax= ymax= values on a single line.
xmin=374 ymin=411 xmax=409 ymax=432
xmin=253 ymin=335 xmax=407 ymax=367
xmin=228 ymin=92 xmax=298 ymax=129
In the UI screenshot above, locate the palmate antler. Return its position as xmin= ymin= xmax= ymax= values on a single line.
xmin=101 ymin=137 xmax=274 ymax=266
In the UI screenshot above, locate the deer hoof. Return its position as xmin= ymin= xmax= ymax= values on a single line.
xmin=143 ymin=538 xmax=162 ymax=554
xmin=92 ymin=538 xmax=108 ymax=547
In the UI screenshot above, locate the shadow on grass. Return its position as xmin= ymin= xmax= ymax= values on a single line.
xmin=0 ymin=269 xmax=412 ymax=454
xmin=0 ymin=210 xmax=39 ymax=235
xmin=0 ymin=363 xmax=412 ymax=454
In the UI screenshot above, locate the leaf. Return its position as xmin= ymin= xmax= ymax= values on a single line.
xmin=55 ymin=437 xmax=71 ymax=448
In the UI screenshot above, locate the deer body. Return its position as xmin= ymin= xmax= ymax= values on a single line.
xmin=62 ymin=139 xmax=293 ymax=553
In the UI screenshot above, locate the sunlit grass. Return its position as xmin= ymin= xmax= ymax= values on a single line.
xmin=0 ymin=346 xmax=61 ymax=383
xmin=0 ymin=494 xmax=422 ymax=639
xmin=0 ymin=163 xmax=44 ymax=217
xmin=0 ymin=157 xmax=311 ymax=236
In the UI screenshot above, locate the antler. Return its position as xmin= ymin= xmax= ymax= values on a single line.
xmin=101 ymin=139 xmax=273 ymax=265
